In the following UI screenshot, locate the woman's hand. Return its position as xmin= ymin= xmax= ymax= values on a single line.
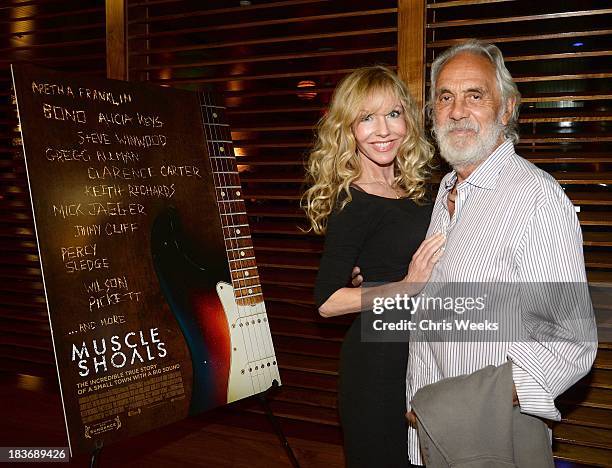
xmin=403 ymin=232 xmax=445 ymax=286
xmin=350 ymin=266 xmax=363 ymax=287
xmin=351 ymin=234 xmax=445 ymax=289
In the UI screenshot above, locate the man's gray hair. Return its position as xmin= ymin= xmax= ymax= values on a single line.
xmin=427 ymin=40 xmax=522 ymax=144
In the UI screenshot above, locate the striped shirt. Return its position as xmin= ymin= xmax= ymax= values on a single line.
xmin=406 ymin=139 xmax=597 ymax=465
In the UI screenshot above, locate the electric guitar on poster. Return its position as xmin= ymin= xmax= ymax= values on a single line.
xmin=151 ymin=93 xmax=280 ymax=415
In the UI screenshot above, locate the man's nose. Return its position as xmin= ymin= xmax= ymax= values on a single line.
xmin=449 ymin=98 xmax=468 ymax=120
xmin=375 ymin=116 xmax=390 ymax=136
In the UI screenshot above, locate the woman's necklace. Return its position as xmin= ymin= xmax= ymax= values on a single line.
xmin=360 ymin=179 xmax=401 ymax=199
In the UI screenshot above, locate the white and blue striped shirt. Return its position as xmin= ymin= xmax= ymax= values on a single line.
xmin=406 ymin=139 xmax=598 ymax=464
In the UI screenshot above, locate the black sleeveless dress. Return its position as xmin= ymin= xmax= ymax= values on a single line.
xmin=314 ymin=188 xmax=431 ymax=468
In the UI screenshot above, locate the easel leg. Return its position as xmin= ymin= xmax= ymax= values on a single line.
xmin=90 ymin=439 xmax=103 ymax=468
xmin=259 ymin=380 xmax=300 ymax=468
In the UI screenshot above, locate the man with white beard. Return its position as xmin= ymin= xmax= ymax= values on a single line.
xmin=403 ymin=41 xmax=597 ymax=466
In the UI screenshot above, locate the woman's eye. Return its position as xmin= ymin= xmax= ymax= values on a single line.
xmin=388 ymin=110 xmax=401 ymax=118
xmin=361 ymin=114 xmax=373 ymax=122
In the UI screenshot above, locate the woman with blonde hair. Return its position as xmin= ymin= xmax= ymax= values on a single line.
xmin=303 ymin=66 xmax=444 ymax=467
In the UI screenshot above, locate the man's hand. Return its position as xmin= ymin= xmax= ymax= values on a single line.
xmin=405 ymin=410 xmax=417 ymax=427
xmin=512 ymin=383 xmax=519 ymax=407
xmin=351 ymin=266 xmax=363 ymax=287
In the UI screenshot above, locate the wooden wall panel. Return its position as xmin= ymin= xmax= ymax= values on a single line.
xmin=0 ymin=0 xmax=106 ymax=378
xmin=398 ymin=0 xmax=426 ymax=109
xmin=106 ymin=0 xmax=127 ymax=79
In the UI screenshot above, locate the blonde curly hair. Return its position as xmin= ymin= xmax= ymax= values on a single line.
xmin=302 ymin=65 xmax=433 ymax=234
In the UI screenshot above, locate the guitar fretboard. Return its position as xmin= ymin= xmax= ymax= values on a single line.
xmin=198 ymin=93 xmax=262 ymax=307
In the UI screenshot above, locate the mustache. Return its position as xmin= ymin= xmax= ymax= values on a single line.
xmin=437 ymin=120 xmax=480 ymax=135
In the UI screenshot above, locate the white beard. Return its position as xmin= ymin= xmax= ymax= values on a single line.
xmin=434 ymin=115 xmax=505 ymax=169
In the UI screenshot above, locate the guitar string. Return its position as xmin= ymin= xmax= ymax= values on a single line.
xmin=208 ymin=93 xmax=277 ymax=388
xmin=215 ymin=95 xmax=272 ymax=391
xmin=201 ymin=92 xmax=257 ymax=394
xmin=208 ymin=94 xmax=265 ymax=391
xmin=212 ymin=95 xmax=275 ymax=387
xmin=204 ymin=93 xmax=265 ymax=391
xmin=214 ymin=97 xmax=271 ymax=388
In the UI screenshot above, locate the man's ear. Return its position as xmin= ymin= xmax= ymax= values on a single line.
xmin=501 ymin=97 xmax=516 ymax=125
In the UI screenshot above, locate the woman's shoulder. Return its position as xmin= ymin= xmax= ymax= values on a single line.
xmin=335 ymin=185 xmax=374 ymax=205
xmin=327 ymin=187 xmax=378 ymax=224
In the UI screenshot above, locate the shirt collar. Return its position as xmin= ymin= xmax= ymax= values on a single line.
xmin=443 ymin=172 xmax=458 ymax=191
xmin=443 ymin=139 xmax=514 ymax=192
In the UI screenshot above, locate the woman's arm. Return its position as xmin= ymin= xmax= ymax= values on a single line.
xmin=318 ymin=232 xmax=445 ymax=317
xmin=314 ymin=196 xmax=375 ymax=314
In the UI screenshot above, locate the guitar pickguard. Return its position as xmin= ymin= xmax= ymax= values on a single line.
xmin=216 ymin=282 xmax=280 ymax=402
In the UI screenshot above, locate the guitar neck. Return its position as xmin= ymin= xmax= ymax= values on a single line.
xmin=198 ymin=92 xmax=262 ymax=307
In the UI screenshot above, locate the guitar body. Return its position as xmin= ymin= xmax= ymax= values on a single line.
xmin=151 ymin=207 xmax=231 ymax=415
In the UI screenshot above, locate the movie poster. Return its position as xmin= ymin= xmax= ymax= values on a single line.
xmin=11 ymin=65 xmax=280 ymax=455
